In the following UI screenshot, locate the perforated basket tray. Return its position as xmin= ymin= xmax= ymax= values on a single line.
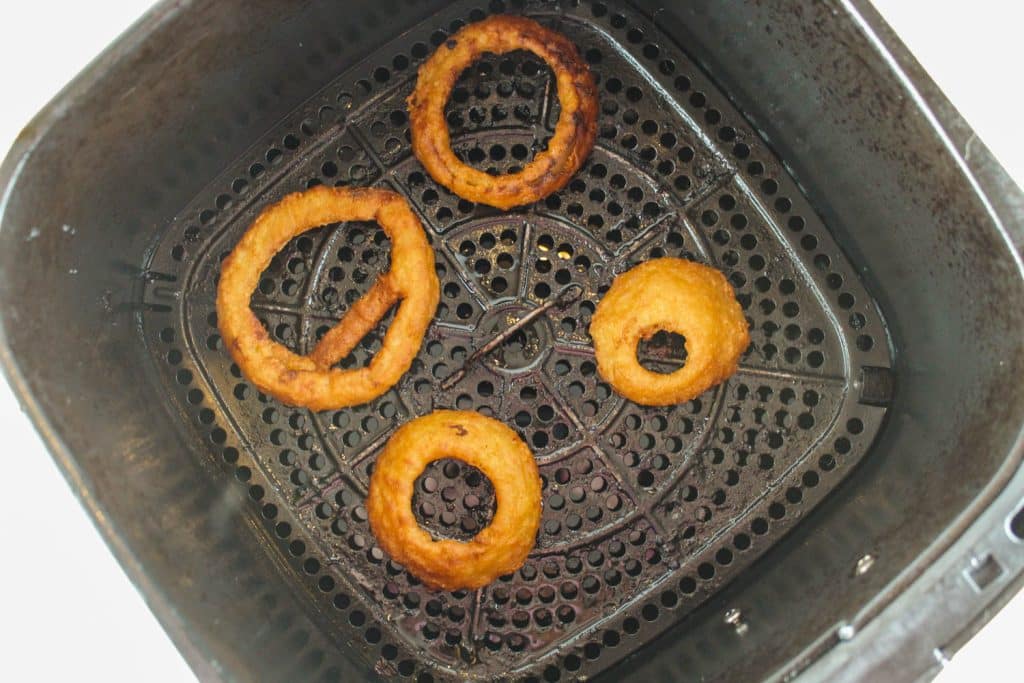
xmin=1 ymin=1 xmax=1022 ymax=682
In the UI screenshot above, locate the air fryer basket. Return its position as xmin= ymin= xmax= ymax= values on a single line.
xmin=0 ymin=1 xmax=1021 ymax=682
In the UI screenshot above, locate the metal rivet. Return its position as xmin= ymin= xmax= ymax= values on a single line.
xmin=724 ymin=608 xmax=748 ymax=635
xmin=854 ymin=553 xmax=875 ymax=576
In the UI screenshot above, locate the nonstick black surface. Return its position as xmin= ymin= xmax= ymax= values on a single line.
xmin=141 ymin=2 xmax=891 ymax=679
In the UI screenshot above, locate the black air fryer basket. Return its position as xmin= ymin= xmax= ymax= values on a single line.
xmin=1 ymin=1 xmax=1022 ymax=682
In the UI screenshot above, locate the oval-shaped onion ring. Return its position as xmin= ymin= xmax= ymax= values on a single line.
xmin=408 ymin=15 xmax=598 ymax=210
xmin=216 ymin=186 xmax=439 ymax=411
xmin=366 ymin=410 xmax=542 ymax=590
xmin=591 ymin=258 xmax=750 ymax=406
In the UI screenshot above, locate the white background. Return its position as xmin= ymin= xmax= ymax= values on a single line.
xmin=0 ymin=1 xmax=1020 ymax=681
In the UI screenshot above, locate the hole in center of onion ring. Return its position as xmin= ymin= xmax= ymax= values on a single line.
xmin=445 ymin=50 xmax=558 ymax=177
xmin=412 ymin=458 xmax=496 ymax=541
xmin=637 ymin=330 xmax=688 ymax=374
xmin=248 ymin=220 xmax=395 ymax=361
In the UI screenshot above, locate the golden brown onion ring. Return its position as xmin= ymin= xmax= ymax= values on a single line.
xmin=591 ymin=258 xmax=750 ymax=406
xmin=408 ymin=15 xmax=598 ymax=210
xmin=216 ymin=186 xmax=439 ymax=411
xmin=366 ymin=410 xmax=542 ymax=590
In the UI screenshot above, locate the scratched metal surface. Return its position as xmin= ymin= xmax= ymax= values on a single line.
xmin=140 ymin=1 xmax=893 ymax=680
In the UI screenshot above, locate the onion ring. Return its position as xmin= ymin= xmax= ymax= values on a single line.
xmin=408 ymin=15 xmax=598 ymax=210
xmin=591 ymin=258 xmax=750 ymax=406
xmin=366 ymin=410 xmax=542 ymax=590
xmin=216 ymin=186 xmax=439 ymax=411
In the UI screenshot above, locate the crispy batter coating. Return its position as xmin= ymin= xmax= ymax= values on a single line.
xmin=408 ymin=15 xmax=598 ymax=210
xmin=591 ymin=258 xmax=750 ymax=406
xmin=216 ymin=186 xmax=439 ymax=411
xmin=366 ymin=411 xmax=542 ymax=590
